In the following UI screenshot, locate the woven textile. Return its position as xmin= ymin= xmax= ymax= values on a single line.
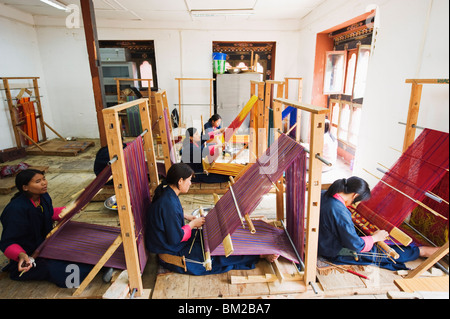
xmin=204 ymin=134 xmax=305 ymax=258
xmin=356 ymin=129 xmax=449 ymax=233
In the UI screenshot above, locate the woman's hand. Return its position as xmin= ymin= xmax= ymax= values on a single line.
xmin=189 ymin=216 xmax=205 ymax=229
xmin=18 ymin=252 xmax=33 ymax=273
xmin=184 ymin=213 xmax=196 ymax=222
xmin=372 ymin=230 xmax=389 ymax=243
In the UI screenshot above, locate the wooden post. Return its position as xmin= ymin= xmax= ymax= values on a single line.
xmin=273 ymin=97 xmax=328 ymax=288
xmin=285 ymin=77 xmax=303 ymax=141
xmin=2 ymin=78 xmax=22 ymax=148
xmin=32 ymin=77 xmax=47 ymax=141
xmin=405 ymin=241 xmax=449 ymax=279
xmin=272 ymin=99 xmax=284 ymax=221
xmin=155 ymin=90 xmax=173 ymax=174
xmin=102 ymin=99 xmax=155 ymax=297
xmin=304 ymin=111 xmax=325 ymax=286
xmin=80 ymin=0 xmax=107 ymax=147
xmin=402 ymin=82 xmax=423 ymax=152
xmin=138 ymin=99 xmax=159 ymax=196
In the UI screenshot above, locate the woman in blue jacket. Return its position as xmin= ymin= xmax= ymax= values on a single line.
xmin=0 ymin=169 xmax=92 ymax=287
xmin=318 ymin=177 xmax=437 ymax=271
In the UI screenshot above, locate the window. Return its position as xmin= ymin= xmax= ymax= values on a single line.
xmin=327 ymin=45 xmax=371 ymax=148
xmin=323 ymin=51 xmax=346 ymax=94
xmin=139 ymin=61 xmax=153 ymax=88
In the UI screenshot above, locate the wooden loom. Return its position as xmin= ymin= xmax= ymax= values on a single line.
xmin=1 ymin=76 xmax=94 ymax=156
xmin=102 ymin=98 xmax=159 ymax=296
xmin=355 ymin=78 xmax=449 ymax=276
xmin=195 ymin=97 xmax=328 ymax=291
xmin=33 ymin=98 xmax=158 ymax=297
xmin=175 ymin=77 xmax=215 ymax=128
xmin=401 ymin=78 xmax=449 ymax=278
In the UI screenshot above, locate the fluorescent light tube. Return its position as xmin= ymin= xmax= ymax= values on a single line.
xmin=40 ymin=0 xmax=68 ymax=11
xmin=190 ymin=9 xmax=254 ymax=17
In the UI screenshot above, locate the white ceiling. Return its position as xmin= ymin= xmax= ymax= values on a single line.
xmin=0 ymin=0 xmax=326 ymax=22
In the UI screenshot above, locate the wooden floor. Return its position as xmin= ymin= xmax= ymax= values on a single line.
xmin=0 ymin=138 xmax=447 ymax=299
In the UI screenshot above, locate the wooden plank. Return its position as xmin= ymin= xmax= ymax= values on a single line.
xmin=103 ymin=110 xmax=144 ymax=296
xmin=395 ymin=276 xmax=449 ymax=293
xmin=138 ymin=99 xmax=159 ymax=195
xmin=73 ymin=234 xmax=123 ymax=296
xmin=80 ymin=0 xmax=107 ymax=147
xmin=188 ymin=272 xmax=229 ymax=298
xmin=152 ymin=272 xmax=190 ymax=299
xmin=405 ymin=242 xmax=450 ymax=279
xmin=402 ymin=83 xmax=422 ymax=152
xmin=273 ymin=97 xmax=329 ymax=114
xmin=405 ymin=79 xmax=449 ymax=84
xmin=303 ymin=112 xmax=326 ymax=286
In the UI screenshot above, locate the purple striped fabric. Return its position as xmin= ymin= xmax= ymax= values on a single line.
xmin=39 ymin=221 xmax=127 ymax=269
xmin=38 ymin=137 xmax=151 ymax=273
xmin=123 ymin=135 xmax=151 ymax=272
xmin=203 ymin=134 xmax=305 ymax=255
xmin=211 ymin=220 xmax=299 ymax=263
xmin=285 ymin=150 xmax=307 ymax=258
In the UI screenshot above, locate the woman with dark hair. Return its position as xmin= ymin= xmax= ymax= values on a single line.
xmin=318 ymin=177 xmax=438 ymax=271
xmin=0 ymin=169 xmax=92 ymax=287
xmin=180 ymin=127 xmax=229 ymax=183
xmin=145 ymin=163 xmax=268 ymax=275
xmin=204 ymin=114 xmax=225 ymax=134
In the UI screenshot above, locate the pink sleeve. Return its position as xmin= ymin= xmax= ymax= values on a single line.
xmin=4 ymin=244 xmax=26 ymax=262
xmin=52 ymin=207 xmax=65 ymax=221
xmin=361 ymin=236 xmax=374 ymax=253
xmin=181 ymin=225 xmax=192 ymax=242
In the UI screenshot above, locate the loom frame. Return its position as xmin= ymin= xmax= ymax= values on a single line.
xmin=175 ymin=77 xmax=215 ymax=127
xmin=102 ymin=97 xmax=159 ymax=297
xmin=154 ymin=89 xmax=176 ymax=174
xmin=401 ymin=78 xmax=449 ymax=277
xmin=273 ymin=97 xmax=328 ymax=287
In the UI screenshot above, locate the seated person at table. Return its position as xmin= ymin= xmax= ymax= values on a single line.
xmin=180 ymin=127 xmax=229 ymax=184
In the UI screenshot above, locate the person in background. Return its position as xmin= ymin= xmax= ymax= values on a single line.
xmin=180 ymin=127 xmax=229 ymax=183
xmin=204 ymin=114 xmax=225 ymax=135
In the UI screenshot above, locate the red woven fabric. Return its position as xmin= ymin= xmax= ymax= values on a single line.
xmin=357 ymin=129 xmax=449 ymax=233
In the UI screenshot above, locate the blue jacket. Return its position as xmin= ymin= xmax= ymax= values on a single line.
xmin=318 ymin=191 xmax=365 ymax=258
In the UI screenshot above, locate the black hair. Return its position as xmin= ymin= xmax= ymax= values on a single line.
xmin=152 ymin=163 xmax=194 ymax=203
xmin=185 ymin=127 xmax=197 ymax=138
xmin=324 ymin=176 xmax=371 ymax=204
xmin=11 ymin=168 xmax=45 ymax=201
xmin=208 ymin=114 xmax=222 ymax=123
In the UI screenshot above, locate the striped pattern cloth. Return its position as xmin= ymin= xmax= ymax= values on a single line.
xmin=204 ymin=134 xmax=305 ymax=257
xmin=39 ymin=136 xmax=151 ymax=273
xmin=357 ymin=129 xmax=449 ymax=232
xmin=211 ymin=220 xmax=299 ymax=263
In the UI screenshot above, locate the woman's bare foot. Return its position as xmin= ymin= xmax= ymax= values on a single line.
xmin=419 ymin=246 xmax=440 ymax=258
xmin=261 ymin=254 xmax=279 ymax=263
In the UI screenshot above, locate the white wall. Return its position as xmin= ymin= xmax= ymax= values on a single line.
xmin=296 ymin=0 xmax=449 ymax=187
xmin=1 ymin=0 xmax=448 ymax=181
xmin=0 ymin=4 xmax=54 ymax=150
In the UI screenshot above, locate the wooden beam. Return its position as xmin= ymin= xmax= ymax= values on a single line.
xmin=405 ymin=242 xmax=449 ymax=279
xmin=80 ymin=0 xmax=107 ymax=147
xmin=102 ymin=108 xmax=144 ymax=296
